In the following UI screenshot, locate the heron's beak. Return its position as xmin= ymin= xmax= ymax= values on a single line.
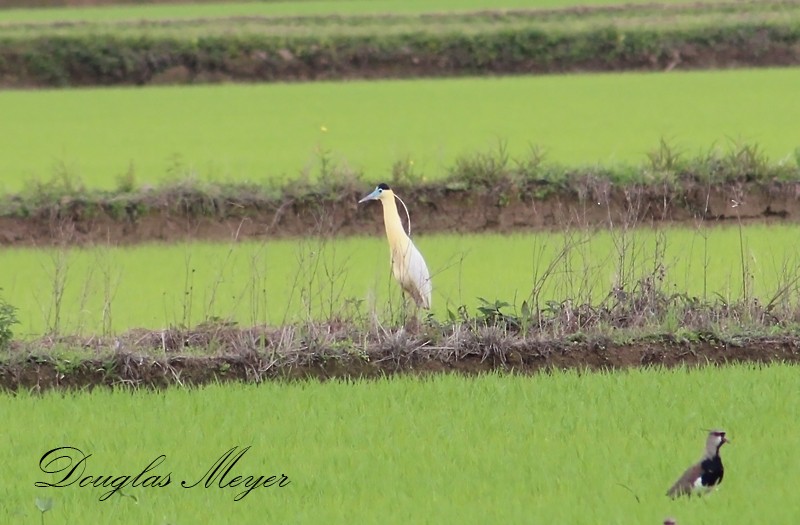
xmin=358 ymin=188 xmax=381 ymax=204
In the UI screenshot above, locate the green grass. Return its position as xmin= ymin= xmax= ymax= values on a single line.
xmin=4 ymin=2 xmax=795 ymax=39
xmin=0 ymin=0 xmax=744 ymax=23
xmin=5 ymin=365 xmax=800 ymax=523
xmin=1 ymin=68 xmax=799 ymax=194
xmin=1 ymin=223 xmax=798 ymax=335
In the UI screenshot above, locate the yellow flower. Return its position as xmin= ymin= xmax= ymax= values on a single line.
xmin=320 ymin=125 xmax=328 ymax=133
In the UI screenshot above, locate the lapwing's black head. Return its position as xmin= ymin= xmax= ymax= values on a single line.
xmin=377 ymin=183 xmax=390 ymax=190
xmin=705 ymin=429 xmax=729 ymax=457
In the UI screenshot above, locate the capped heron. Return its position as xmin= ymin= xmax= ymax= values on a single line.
xmin=358 ymin=183 xmax=432 ymax=309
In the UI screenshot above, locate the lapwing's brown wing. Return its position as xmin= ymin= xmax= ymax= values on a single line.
xmin=666 ymin=462 xmax=702 ymax=498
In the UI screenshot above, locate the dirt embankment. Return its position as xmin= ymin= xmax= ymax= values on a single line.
xmin=3 ymin=29 xmax=800 ymax=89
xmin=2 ymin=1 xmax=800 ymax=88
xmin=3 ymin=332 xmax=798 ymax=391
xmin=1 ymin=181 xmax=798 ymax=247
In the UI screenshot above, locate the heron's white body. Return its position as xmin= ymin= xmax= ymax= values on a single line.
xmin=378 ymin=193 xmax=432 ymax=309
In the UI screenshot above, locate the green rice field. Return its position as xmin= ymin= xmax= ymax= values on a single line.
xmin=2 ymin=224 xmax=798 ymax=336
xmin=5 ymin=2 xmax=793 ymax=40
xmin=1 ymin=68 xmax=799 ymax=193
xmin=5 ymin=366 xmax=799 ymax=523
xmin=0 ymin=0 xmax=740 ymax=23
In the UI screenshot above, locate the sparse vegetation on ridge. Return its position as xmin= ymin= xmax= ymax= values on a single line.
xmin=2 ymin=140 xmax=799 ymax=247
xmin=1 ymin=1 xmax=800 ymax=87
xmin=4 ymin=325 xmax=800 ymax=391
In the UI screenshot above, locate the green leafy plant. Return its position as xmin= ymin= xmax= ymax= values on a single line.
xmin=476 ymin=297 xmax=520 ymax=330
xmin=0 ymin=290 xmax=19 ymax=350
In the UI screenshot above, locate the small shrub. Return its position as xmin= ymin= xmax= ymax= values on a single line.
xmin=0 ymin=290 xmax=19 ymax=350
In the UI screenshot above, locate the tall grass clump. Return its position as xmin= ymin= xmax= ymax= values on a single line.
xmin=0 ymin=289 xmax=19 ymax=349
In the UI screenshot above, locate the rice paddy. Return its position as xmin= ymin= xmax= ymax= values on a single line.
xmin=0 ymin=0 xmax=742 ymax=23
xmin=5 ymin=366 xmax=799 ymax=524
xmin=1 ymin=68 xmax=799 ymax=193
xmin=5 ymin=2 xmax=794 ymax=40
xmin=1 ymin=224 xmax=798 ymax=336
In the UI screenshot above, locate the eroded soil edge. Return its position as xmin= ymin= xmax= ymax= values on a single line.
xmin=3 ymin=181 xmax=799 ymax=247
xmin=3 ymin=334 xmax=798 ymax=391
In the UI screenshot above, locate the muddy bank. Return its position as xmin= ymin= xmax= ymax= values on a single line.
xmin=1 ymin=181 xmax=798 ymax=247
xmin=2 ymin=2 xmax=800 ymax=88
xmin=3 ymin=332 xmax=797 ymax=391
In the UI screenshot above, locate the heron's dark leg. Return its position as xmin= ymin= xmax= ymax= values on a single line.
xmin=401 ymin=293 xmax=423 ymax=333
xmin=402 ymin=292 xmax=411 ymax=324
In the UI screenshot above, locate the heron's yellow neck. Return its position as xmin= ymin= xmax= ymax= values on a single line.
xmin=380 ymin=192 xmax=409 ymax=250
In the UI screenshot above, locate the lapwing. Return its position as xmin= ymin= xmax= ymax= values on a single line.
xmin=666 ymin=429 xmax=729 ymax=498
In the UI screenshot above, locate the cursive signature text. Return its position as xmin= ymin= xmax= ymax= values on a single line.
xmin=35 ymin=446 xmax=290 ymax=501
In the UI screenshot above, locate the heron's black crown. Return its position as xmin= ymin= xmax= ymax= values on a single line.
xmin=377 ymin=183 xmax=391 ymax=190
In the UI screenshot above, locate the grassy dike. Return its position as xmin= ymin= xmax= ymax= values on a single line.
xmin=1 ymin=140 xmax=799 ymax=245
xmin=1 ymin=1 xmax=799 ymax=87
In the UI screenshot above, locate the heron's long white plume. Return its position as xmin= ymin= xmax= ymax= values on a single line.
xmin=393 ymin=193 xmax=412 ymax=237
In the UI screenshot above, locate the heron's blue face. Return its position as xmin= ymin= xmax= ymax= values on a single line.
xmin=358 ymin=186 xmax=384 ymax=203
